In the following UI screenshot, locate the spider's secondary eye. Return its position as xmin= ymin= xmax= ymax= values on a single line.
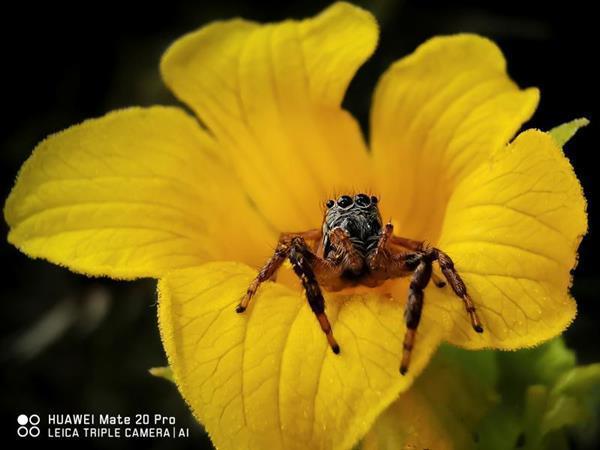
xmin=355 ymin=193 xmax=371 ymax=207
xmin=337 ymin=195 xmax=353 ymax=208
xmin=370 ymin=196 xmax=379 ymax=205
xmin=326 ymin=199 xmax=335 ymax=208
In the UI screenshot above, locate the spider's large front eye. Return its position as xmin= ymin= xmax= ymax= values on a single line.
xmin=337 ymin=195 xmax=353 ymax=208
xmin=355 ymin=193 xmax=371 ymax=207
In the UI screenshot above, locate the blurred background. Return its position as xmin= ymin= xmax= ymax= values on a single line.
xmin=1 ymin=0 xmax=597 ymax=448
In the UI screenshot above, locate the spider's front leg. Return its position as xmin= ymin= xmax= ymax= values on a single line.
xmin=235 ymin=229 xmax=319 ymax=313
xmin=390 ymin=231 xmax=484 ymax=333
xmin=434 ymin=250 xmax=484 ymax=333
xmin=288 ymin=239 xmax=340 ymax=354
xmin=401 ymin=255 xmax=432 ymax=375
xmin=369 ymin=223 xmax=483 ymax=374
xmin=368 ymin=241 xmax=434 ymax=374
xmin=236 ymin=231 xmax=341 ymax=354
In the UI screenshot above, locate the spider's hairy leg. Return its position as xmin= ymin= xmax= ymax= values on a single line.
xmin=235 ymin=244 xmax=286 ymax=313
xmin=400 ymin=256 xmax=432 ymax=375
xmin=367 ymin=222 xmax=397 ymax=274
xmin=236 ymin=229 xmax=320 ymax=313
xmin=389 ymin=234 xmax=427 ymax=252
xmin=288 ymin=238 xmax=340 ymax=354
xmin=328 ymin=227 xmax=364 ymax=275
xmin=237 ymin=231 xmax=340 ymax=354
xmin=372 ymin=221 xmax=392 ymax=253
xmin=378 ymin=221 xmax=394 ymax=249
xmin=391 ymin=234 xmax=483 ymax=333
xmin=435 ymin=250 xmax=484 ymax=333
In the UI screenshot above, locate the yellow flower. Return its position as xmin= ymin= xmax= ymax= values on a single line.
xmin=4 ymin=2 xmax=587 ymax=450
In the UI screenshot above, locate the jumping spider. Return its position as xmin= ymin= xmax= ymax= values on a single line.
xmin=236 ymin=193 xmax=483 ymax=375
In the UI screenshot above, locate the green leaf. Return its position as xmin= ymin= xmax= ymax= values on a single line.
xmin=361 ymin=344 xmax=499 ymax=450
xmin=496 ymin=337 xmax=576 ymax=395
xmin=361 ymin=339 xmax=600 ymax=450
xmin=149 ymin=366 xmax=175 ymax=383
xmin=552 ymin=363 xmax=600 ymax=397
xmin=548 ymin=118 xmax=589 ymax=147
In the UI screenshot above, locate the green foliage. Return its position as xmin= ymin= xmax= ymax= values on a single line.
xmin=363 ymin=338 xmax=600 ymax=450
xmin=149 ymin=366 xmax=175 ymax=382
xmin=549 ymin=118 xmax=589 ymax=148
xmin=477 ymin=339 xmax=600 ymax=450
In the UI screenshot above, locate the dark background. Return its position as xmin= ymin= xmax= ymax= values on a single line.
xmin=1 ymin=0 xmax=597 ymax=448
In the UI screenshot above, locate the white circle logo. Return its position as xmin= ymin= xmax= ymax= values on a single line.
xmin=16 ymin=414 xmax=41 ymax=438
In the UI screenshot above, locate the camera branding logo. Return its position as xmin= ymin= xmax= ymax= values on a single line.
xmin=17 ymin=414 xmax=40 ymax=438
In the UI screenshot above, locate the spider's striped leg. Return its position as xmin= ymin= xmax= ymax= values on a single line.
xmin=236 ymin=229 xmax=320 ymax=313
xmin=366 ymin=222 xmax=394 ymax=273
xmin=390 ymin=234 xmax=483 ymax=333
xmin=434 ymin=250 xmax=483 ymax=333
xmin=288 ymin=238 xmax=340 ymax=354
xmin=236 ymin=242 xmax=287 ymax=313
xmin=369 ymin=223 xmax=440 ymax=287
xmin=238 ymin=233 xmax=340 ymax=354
xmin=400 ymin=255 xmax=432 ymax=375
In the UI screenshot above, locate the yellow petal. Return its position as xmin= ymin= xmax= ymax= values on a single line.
xmin=158 ymin=262 xmax=443 ymax=450
xmin=161 ymin=2 xmax=377 ymax=231
xmin=4 ymin=106 xmax=274 ymax=278
xmin=371 ymin=34 xmax=539 ymax=243
xmin=429 ymin=130 xmax=586 ymax=349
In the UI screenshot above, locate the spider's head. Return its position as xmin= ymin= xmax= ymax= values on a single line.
xmin=322 ymin=194 xmax=383 ymax=245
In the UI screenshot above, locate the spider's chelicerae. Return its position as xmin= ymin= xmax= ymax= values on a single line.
xmin=236 ymin=193 xmax=483 ymax=375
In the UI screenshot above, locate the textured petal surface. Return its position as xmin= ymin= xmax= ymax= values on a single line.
xmin=428 ymin=130 xmax=587 ymax=349
xmin=161 ymin=2 xmax=377 ymax=231
xmin=371 ymin=34 xmax=539 ymax=243
xmin=4 ymin=107 xmax=274 ymax=278
xmin=158 ymin=262 xmax=443 ymax=450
